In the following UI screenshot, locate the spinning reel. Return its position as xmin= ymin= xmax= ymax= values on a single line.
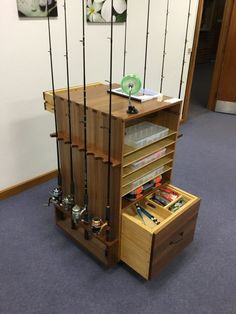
xmin=71 ymin=204 xmax=88 ymax=229
xmin=48 ymin=187 xmax=62 ymax=206
xmin=91 ymin=217 xmax=108 ymax=235
xmin=62 ymin=194 xmax=74 ymax=211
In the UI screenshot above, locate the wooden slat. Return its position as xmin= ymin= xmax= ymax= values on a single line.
xmin=122 ymin=156 xmax=173 ymax=188
xmin=121 ymin=165 xmax=172 ymax=197
xmin=123 ymin=138 xmax=175 ymax=167
xmin=123 ymin=149 xmax=174 ymax=178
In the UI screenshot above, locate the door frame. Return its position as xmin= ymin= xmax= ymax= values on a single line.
xmin=182 ymin=0 xmax=234 ymax=121
xmin=208 ymin=0 xmax=234 ymax=110
xmin=182 ymin=0 xmax=204 ymax=122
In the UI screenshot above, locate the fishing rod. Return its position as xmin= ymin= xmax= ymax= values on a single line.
xmin=123 ymin=11 xmax=128 ymax=77
xmin=160 ymin=0 xmax=170 ymax=93
xmin=143 ymin=0 xmax=151 ymax=94
xmin=178 ymin=0 xmax=192 ymax=99
xmin=47 ymin=4 xmax=62 ymax=206
xmin=71 ymin=0 xmax=89 ymax=231
xmin=61 ymin=0 xmax=75 ymax=211
xmin=81 ymin=0 xmax=88 ymax=219
xmin=105 ymin=0 xmax=114 ymax=242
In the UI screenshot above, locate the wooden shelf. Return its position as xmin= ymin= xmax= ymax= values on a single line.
xmin=121 ymin=164 xmax=172 ymax=197
xmin=122 ymin=156 xmax=173 ymax=187
xmin=122 ymin=149 xmax=174 ymax=178
xmin=123 ymin=130 xmax=176 ymax=157
xmin=123 ymin=137 xmax=176 ymax=168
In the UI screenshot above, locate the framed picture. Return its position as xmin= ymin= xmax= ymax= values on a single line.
xmin=87 ymin=0 xmax=127 ymax=23
xmin=17 ymin=0 xmax=58 ymax=18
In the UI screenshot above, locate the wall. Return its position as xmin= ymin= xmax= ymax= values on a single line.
xmin=0 ymin=0 xmax=199 ymax=191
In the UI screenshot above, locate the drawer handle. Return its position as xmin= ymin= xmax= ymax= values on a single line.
xmin=169 ymin=232 xmax=184 ymax=245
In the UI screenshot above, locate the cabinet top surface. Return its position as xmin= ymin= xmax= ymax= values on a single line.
xmin=55 ymin=83 xmax=182 ymax=121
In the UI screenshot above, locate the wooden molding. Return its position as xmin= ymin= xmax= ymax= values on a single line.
xmin=208 ymin=0 xmax=234 ymax=111
xmin=182 ymin=0 xmax=204 ymax=122
xmin=0 ymin=170 xmax=57 ymax=200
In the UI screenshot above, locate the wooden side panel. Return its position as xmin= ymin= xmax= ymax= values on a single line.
xmin=71 ymin=101 xmax=84 ymax=146
xmin=121 ymin=235 xmax=150 ymax=280
xmin=58 ymin=141 xmax=71 ymax=197
xmin=72 ymin=148 xmax=85 ymax=206
xmin=55 ymin=97 xmax=67 ymax=140
xmin=121 ymin=213 xmax=153 ymax=253
xmin=148 ymin=108 xmax=181 ymax=132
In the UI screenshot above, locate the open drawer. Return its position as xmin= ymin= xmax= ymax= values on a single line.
xmin=120 ymin=184 xmax=200 ymax=279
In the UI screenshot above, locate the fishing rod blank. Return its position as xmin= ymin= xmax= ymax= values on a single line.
xmin=105 ymin=0 xmax=114 ymax=241
xmin=178 ymin=0 xmax=192 ymax=99
xmin=47 ymin=6 xmax=62 ymax=206
xmin=160 ymin=0 xmax=170 ymax=93
xmin=123 ymin=11 xmax=128 ymax=77
xmin=62 ymin=0 xmax=75 ymax=208
xmin=143 ymin=0 xmax=151 ymax=93
xmin=71 ymin=0 xmax=89 ymax=230
xmin=81 ymin=0 xmax=89 ymax=220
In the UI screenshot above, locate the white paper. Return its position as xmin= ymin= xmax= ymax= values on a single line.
xmin=165 ymin=98 xmax=182 ymax=104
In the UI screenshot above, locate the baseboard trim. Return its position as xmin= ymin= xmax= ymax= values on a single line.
xmin=0 ymin=170 xmax=57 ymax=200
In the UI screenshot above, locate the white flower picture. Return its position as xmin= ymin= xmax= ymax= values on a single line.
xmin=87 ymin=0 xmax=127 ymax=23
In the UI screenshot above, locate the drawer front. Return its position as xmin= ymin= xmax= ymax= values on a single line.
xmin=150 ymin=200 xmax=200 ymax=278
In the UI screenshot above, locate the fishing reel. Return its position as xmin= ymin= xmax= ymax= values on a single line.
xmin=48 ymin=187 xmax=62 ymax=206
xmin=91 ymin=217 xmax=108 ymax=235
xmin=71 ymin=204 xmax=88 ymax=227
xmin=62 ymin=194 xmax=74 ymax=211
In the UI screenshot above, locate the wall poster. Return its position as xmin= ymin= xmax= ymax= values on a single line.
xmin=87 ymin=0 xmax=127 ymax=23
xmin=17 ymin=0 xmax=58 ymax=17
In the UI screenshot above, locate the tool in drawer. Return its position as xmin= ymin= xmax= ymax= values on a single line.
xmin=135 ymin=204 xmax=160 ymax=225
xmin=169 ymin=198 xmax=186 ymax=212
xmin=135 ymin=206 xmax=146 ymax=225
xmin=157 ymin=187 xmax=179 ymax=201
xmin=151 ymin=186 xmax=179 ymax=206
xmin=151 ymin=194 xmax=169 ymax=206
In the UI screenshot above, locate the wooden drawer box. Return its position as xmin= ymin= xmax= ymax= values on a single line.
xmin=120 ymin=185 xmax=200 ymax=279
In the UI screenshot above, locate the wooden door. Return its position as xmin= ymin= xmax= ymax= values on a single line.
xmin=215 ymin=0 xmax=236 ymax=113
xmin=208 ymin=0 xmax=236 ymax=113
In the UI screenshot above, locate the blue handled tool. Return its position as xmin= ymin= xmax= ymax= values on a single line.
xmin=135 ymin=204 xmax=160 ymax=225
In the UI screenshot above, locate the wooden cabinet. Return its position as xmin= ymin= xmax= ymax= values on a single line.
xmin=44 ymin=83 xmax=200 ymax=279
xmin=121 ymin=185 xmax=200 ymax=279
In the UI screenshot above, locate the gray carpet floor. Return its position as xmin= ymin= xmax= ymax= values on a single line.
xmin=1 ymin=66 xmax=236 ymax=314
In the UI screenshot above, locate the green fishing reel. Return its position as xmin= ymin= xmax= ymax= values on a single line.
xmin=121 ymin=74 xmax=142 ymax=114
